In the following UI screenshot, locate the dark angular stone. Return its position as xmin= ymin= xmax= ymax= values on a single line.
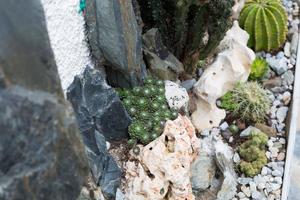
xmin=0 ymin=88 xmax=89 ymax=200
xmin=84 ymin=0 xmax=146 ymax=88
xmin=0 ymin=1 xmax=89 ymax=199
xmin=67 ymin=67 xmax=131 ymax=141
xmin=67 ymin=67 xmax=128 ymax=199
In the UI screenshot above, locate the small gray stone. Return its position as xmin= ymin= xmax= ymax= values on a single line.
xmin=290 ymin=32 xmax=299 ymax=54
xmin=233 ymin=153 xmax=240 ymax=163
xmin=272 ymin=170 xmax=283 ymax=177
xmin=238 ymin=177 xmax=253 ymax=185
xmin=266 ymin=56 xmax=288 ymax=75
xmin=240 ymin=126 xmax=260 ymax=137
xmin=252 ymin=191 xmax=265 ymax=200
xmin=282 ymin=70 xmax=294 ymax=86
xmin=241 ymin=185 xmax=251 ymax=197
xmin=181 ymin=79 xmax=196 ymax=91
xmin=284 ymin=42 xmax=291 ymax=57
xmin=220 ymin=122 xmax=229 ymax=131
xmin=276 ymin=106 xmax=289 ymax=123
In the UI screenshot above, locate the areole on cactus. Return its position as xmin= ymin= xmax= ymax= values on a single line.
xmin=239 ymin=0 xmax=288 ymax=51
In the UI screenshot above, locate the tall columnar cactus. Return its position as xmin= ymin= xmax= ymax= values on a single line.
xmin=137 ymin=0 xmax=234 ymax=74
xmin=239 ymin=0 xmax=288 ymax=51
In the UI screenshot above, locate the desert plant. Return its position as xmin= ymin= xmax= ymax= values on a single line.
xmin=117 ymin=77 xmax=178 ymax=144
xmin=249 ymin=57 xmax=269 ymax=80
xmin=239 ymin=0 xmax=288 ymax=51
xmin=220 ymin=82 xmax=271 ymax=122
xmin=238 ymin=130 xmax=268 ymax=177
xmin=137 ymin=0 xmax=234 ymax=74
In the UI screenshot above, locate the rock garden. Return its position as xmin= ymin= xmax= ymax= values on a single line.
xmin=0 ymin=0 xmax=299 ymax=200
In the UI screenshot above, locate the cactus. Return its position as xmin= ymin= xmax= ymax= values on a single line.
xmin=117 ymin=77 xmax=178 ymax=144
xmin=137 ymin=0 xmax=234 ymax=74
xmin=239 ymin=0 xmax=288 ymax=51
xmin=220 ymin=82 xmax=271 ymax=123
xmin=238 ymin=131 xmax=268 ymax=177
xmin=249 ymin=57 xmax=269 ymax=81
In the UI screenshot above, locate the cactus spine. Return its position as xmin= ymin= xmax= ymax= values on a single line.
xmin=239 ymin=0 xmax=288 ymax=51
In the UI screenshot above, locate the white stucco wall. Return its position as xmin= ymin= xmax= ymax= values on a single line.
xmin=41 ymin=0 xmax=93 ymax=92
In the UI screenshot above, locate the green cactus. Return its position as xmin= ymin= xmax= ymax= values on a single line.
xmin=220 ymin=82 xmax=271 ymax=123
xmin=137 ymin=0 xmax=234 ymax=74
xmin=249 ymin=57 xmax=269 ymax=81
xmin=239 ymin=0 xmax=288 ymax=51
xmin=117 ymin=77 xmax=178 ymax=144
xmin=238 ymin=131 xmax=268 ymax=177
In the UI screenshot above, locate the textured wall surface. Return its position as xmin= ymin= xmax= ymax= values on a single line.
xmin=41 ymin=0 xmax=93 ymax=92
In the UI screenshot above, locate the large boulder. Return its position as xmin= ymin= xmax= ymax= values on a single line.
xmin=192 ymin=21 xmax=255 ymax=131
xmin=0 ymin=1 xmax=89 ymax=199
xmin=85 ymin=0 xmax=146 ymax=88
xmin=67 ymin=67 xmax=127 ymax=199
xmin=124 ymin=115 xmax=200 ymax=200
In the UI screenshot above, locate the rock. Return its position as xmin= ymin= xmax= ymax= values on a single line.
xmin=165 ymin=80 xmax=189 ymax=110
xmin=124 ymin=115 xmax=200 ymax=200
xmin=232 ymin=0 xmax=245 ymax=19
xmin=255 ymin=123 xmax=277 ymax=137
xmin=67 ymin=67 xmax=131 ymax=141
xmin=290 ymin=32 xmax=299 ymax=55
xmin=67 ymin=67 xmax=126 ymax=199
xmin=284 ymin=42 xmax=291 ymax=57
xmin=233 ymin=153 xmax=241 ymax=163
xmin=266 ymin=56 xmax=288 ymax=75
xmin=191 ymin=98 xmax=226 ymax=131
xmin=252 ymin=191 xmax=265 ymax=200
xmin=272 ymin=170 xmax=283 ymax=177
xmin=282 ymin=91 xmax=291 ymax=105
xmin=276 ymin=107 xmax=289 ymax=123
xmin=238 ymin=177 xmax=253 ymax=185
xmin=282 ymin=70 xmax=294 ymax=86
xmin=191 ymin=137 xmax=216 ymax=191
xmin=214 ymin=139 xmax=237 ymax=200
xmin=277 ymin=152 xmax=285 ymax=161
xmin=0 ymin=1 xmax=89 ymax=198
xmin=240 ymin=126 xmax=260 ymax=137
xmin=181 ymin=79 xmax=197 ymax=91
xmin=192 ymin=21 xmax=254 ymax=131
xmin=116 ymin=189 xmax=125 ymax=200
xmin=84 ymin=0 xmax=146 ymax=88
xmin=263 ymin=77 xmax=282 ymax=89
xmin=220 ymin=122 xmax=229 ymax=131
xmin=241 ymin=185 xmax=251 ymax=197
xmin=142 ymin=28 xmax=184 ymax=80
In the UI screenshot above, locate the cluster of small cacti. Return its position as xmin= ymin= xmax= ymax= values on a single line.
xmin=137 ymin=0 xmax=234 ymax=74
xmin=249 ymin=57 xmax=269 ymax=81
xmin=238 ymin=131 xmax=268 ymax=177
xmin=117 ymin=77 xmax=178 ymax=145
xmin=220 ymin=82 xmax=271 ymax=123
xmin=239 ymin=0 xmax=288 ymax=51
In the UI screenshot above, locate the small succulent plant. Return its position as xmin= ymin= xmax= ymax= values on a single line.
xmin=220 ymin=82 xmax=271 ymax=123
xmin=249 ymin=58 xmax=269 ymax=81
xmin=239 ymin=0 xmax=288 ymax=51
xmin=238 ymin=131 xmax=268 ymax=177
xmin=117 ymin=77 xmax=178 ymax=145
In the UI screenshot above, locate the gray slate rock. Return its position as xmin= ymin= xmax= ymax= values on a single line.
xmin=67 ymin=67 xmax=126 ymax=199
xmin=0 ymin=1 xmax=89 ymax=199
xmin=85 ymin=0 xmax=146 ymax=88
xmin=0 ymin=88 xmax=88 ymax=200
xmin=142 ymin=28 xmax=184 ymax=81
xmin=67 ymin=67 xmax=131 ymax=141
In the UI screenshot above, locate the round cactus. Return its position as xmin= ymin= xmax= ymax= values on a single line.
xmin=117 ymin=77 xmax=178 ymax=145
xmin=239 ymin=0 xmax=288 ymax=51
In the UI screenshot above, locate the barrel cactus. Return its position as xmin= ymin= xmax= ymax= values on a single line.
xmin=239 ymin=0 xmax=288 ymax=51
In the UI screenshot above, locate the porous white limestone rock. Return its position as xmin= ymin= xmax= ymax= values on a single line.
xmin=165 ymin=81 xmax=189 ymax=110
xmin=124 ymin=115 xmax=200 ymax=200
xmin=191 ymin=21 xmax=255 ymax=131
